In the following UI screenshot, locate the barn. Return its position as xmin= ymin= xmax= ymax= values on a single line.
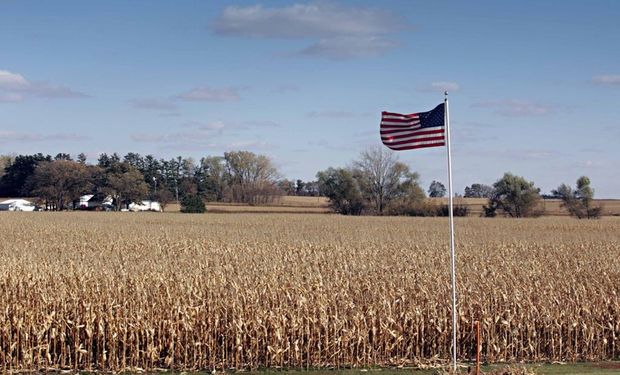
xmin=0 ymin=199 xmax=37 ymax=211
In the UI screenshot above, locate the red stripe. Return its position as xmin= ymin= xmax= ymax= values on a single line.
xmin=381 ymin=129 xmax=444 ymax=138
xmin=380 ymin=125 xmax=422 ymax=131
xmin=387 ymin=142 xmax=446 ymax=151
xmin=381 ymin=111 xmax=418 ymax=118
xmin=382 ymin=135 xmax=445 ymax=147
xmin=380 ymin=117 xmax=420 ymax=124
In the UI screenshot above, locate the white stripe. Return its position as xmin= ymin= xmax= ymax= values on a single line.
xmin=382 ymin=114 xmax=419 ymax=120
xmin=381 ymin=125 xmax=444 ymax=134
xmin=380 ymin=120 xmax=420 ymax=126
xmin=380 ymin=129 xmax=426 ymax=137
xmin=382 ymin=132 xmax=445 ymax=143
xmin=388 ymin=139 xmax=445 ymax=149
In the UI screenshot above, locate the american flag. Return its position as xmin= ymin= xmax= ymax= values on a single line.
xmin=380 ymin=103 xmax=445 ymax=150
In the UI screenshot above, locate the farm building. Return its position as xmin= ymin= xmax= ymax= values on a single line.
xmin=128 ymin=200 xmax=162 ymax=212
xmin=77 ymin=194 xmax=114 ymax=210
xmin=0 ymin=199 xmax=37 ymax=211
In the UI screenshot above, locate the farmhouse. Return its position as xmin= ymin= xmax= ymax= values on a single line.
xmin=0 ymin=199 xmax=37 ymax=211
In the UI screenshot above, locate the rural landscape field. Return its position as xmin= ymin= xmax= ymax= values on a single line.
xmin=1 ymin=212 xmax=618 ymax=372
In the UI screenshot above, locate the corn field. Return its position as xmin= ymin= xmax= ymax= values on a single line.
xmin=0 ymin=213 xmax=618 ymax=371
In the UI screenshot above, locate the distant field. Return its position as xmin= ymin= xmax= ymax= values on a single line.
xmin=2 ymin=196 xmax=619 ymax=216
xmin=1 ymin=213 xmax=618 ymax=371
xmin=165 ymin=195 xmax=331 ymax=213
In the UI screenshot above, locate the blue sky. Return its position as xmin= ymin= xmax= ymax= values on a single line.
xmin=1 ymin=0 xmax=619 ymax=197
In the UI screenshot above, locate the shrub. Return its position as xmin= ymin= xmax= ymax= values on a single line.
xmin=180 ymin=195 xmax=206 ymax=213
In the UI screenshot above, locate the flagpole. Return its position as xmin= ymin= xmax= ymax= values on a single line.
xmin=444 ymin=91 xmax=457 ymax=372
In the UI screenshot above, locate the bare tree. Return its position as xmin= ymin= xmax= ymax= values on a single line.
xmin=352 ymin=146 xmax=422 ymax=214
xmin=223 ymin=151 xmax=280 ymax=204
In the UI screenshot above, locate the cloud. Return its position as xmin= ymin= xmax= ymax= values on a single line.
xmin=212 ymin=2 xmax=407 ymax=59
xmin=271 ymin=84 xmax=300 ymax=93
xmin=592 ymin=75 xmax=620 ymax=86
xmin=298 ymin=36 xmax=397 ymax=59
xmin=306 ymin=110 xmax=359 ymax=118
xmin=130 ymin=98 xmax=178 ymax=111
xmin=131 ymin=124 xmax=224 ymax=144
xmin=28 ymin=83 xmax=89 ymax=99
xmin=0 ymin=69 xmax=88 ymax=102
xmin=0 ymin=93 xmax=24 ymax=102
xmin=213 ymin=3 xmax=404 ymax=38
xmin=0 ymin=130 xmax=89 ymax=142
xmin=419 ymin=81 xmax=461 ymax=93
xmin=0 ymin=70 xmax=29 ymax=89
xmin=131 ymin=119 xmax=278 ymax=144
xmin=472 ymin=99 xmax=554 ymax=117
xmin=177 ymin=86 xmax=240 ymax=101
xmin=463 ymin=148 xmax=559 ymax=160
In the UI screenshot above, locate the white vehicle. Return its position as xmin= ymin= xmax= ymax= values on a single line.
xmin=0 ymin=199 xmax=37 ymax=212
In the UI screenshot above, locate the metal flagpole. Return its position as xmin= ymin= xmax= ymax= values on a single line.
xmin=444 ymin=91 xmax=457 ymax=372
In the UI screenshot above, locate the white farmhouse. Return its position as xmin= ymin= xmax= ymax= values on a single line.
xmin=0 ymin=199 xmax=37 ymax=212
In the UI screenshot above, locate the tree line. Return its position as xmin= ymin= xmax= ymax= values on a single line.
xmin=0 ymin=148 xmax=603 ymax=218
xmin=0 ymin=151 xmax=317 ymax=211
xmin=314 ymin=146 xmax=602 ymax=219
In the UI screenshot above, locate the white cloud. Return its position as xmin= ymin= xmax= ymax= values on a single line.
xmin=271 ymin=84 xmax=300 ymax=93
xmin=130 ymin=98 xmax=177 ymax=111
xmin=306 ymin=110 xmax=359 ymax=118
xmin=0 ymin=70 xmax=29 ymax=89
xmin=131 ymin=126 xmax=223 ymax=144
xmin=0 ymin=93 xmax=24 ymax=102
xmin=298 ymin=36 xmax=397 ymax=59
xmin=419 ymin=81 xmax=461 ymax=93
xmin=0 ymin=69 xmax=88 ymax=102
xmin=0 ymin=130 xmax=89 ymax=142
xmin=213 ymin=3 xmax=403 ymax=38
xmin=592 ymin=75 xmax=620 ymax=85
xmin=177 ymin=86 xmax=240 ymax=101
xmin=472 ymin=99 xmax=554 ymax=117
xmin=212 ymin=2 xmax=407 ymax=59
xmin=463 ymin=148 xmax=559 ymax=160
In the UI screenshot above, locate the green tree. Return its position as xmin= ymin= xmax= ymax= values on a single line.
xmin=0 ymin=153 xmax=52 ymax=197
xmin=428 ymin=180 xmax=447 ymax=198
xmin=198 ymin=156 xmax=227 ymax=201
xmin=464 ymin=183 xmax=494 ymax=198
xmin=103 ymin=163 xmax=149 ymax=211
xmin=180 ymin=194 xmax=206 ymax=213
xmin=552 ymin=176 xmax=602 ymax=219
xmin=0 ymin=154 xmax=15 ymax=181
xmin=485 ymin=173 xmax=541 ymax=217
xmin=317 ymin=167 xmax=364 ymax=215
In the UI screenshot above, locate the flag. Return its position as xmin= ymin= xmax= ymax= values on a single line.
xmin=380 ymin=103 xmax=445 ymax=150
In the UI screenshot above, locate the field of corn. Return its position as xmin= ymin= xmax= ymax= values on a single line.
xmin=1 ymin=212 xmax=619 ymax=372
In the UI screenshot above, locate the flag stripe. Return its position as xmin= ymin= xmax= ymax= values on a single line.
xmin=380 ymin=127 xmax=444 ymax=137
xmin=387 ymin=141 xmax=446 ymax=151
xmin=383 ymin=135 xmax=446 ymax=147
xmin=381 ymin=111 xmax=418 ymax=118
xmin=380 ymin=124 xmax=422 ymax=131
xmin=380 ymin=120 xmax=421 ymax=126
xmin=380 ymin=104 xmax=445 ymax=151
